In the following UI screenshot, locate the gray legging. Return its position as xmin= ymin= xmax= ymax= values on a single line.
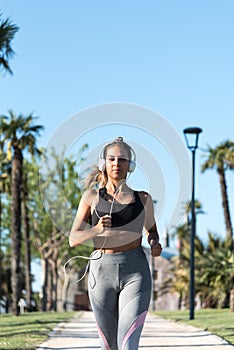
xmin=88 ymin=247 xmax=151 ymax=350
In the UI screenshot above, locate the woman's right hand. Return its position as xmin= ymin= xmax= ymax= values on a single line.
xmin=96 ymin=214 xmax=112 ymax=235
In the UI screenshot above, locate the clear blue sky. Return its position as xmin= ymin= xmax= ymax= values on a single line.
xmin=1 ymin=1 xmax=234 ymax=262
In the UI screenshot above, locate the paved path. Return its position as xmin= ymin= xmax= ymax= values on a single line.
xmin=36 ymin=311 xmax=234 ymax=350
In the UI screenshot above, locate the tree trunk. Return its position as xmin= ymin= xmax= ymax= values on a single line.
xmin=11 ymin=146 xmax=23 ymax=316
xmin=47 ymin=264 xmax=53 ymax=311
xmin=58 ymin=257 xmax=66 ymax=312
xmin=49 ymin=259 xmax=58 ymax=311
xmin=33 ymin=221 xmax=67 ymax=312
xmin=22 ymin=173 xmax=32 ymax=311
xmin=218 ymin=169 xmax=233 ymax=239
xmin=0 ymin=190 xmax=2 ymax=312
xmin=230 ymin=287 xmax=234 ymax=312
xmin=62 ymin=276 xmax=69 ymax=312
xmin=41 ymin=259 xmax=48 ymax=311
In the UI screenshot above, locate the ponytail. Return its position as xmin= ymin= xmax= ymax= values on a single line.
xmin=82 ymin=166 xmax=107 ymax=189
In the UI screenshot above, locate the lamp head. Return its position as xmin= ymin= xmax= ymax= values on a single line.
xmin=183 ymin=127 xmax=203 ymax=150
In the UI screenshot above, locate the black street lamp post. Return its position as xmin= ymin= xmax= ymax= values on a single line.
xmin=183 ymin=127 xmax=202 ymax=320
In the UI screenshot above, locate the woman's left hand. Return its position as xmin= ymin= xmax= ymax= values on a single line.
xmin=151 ymin=242 xmax=162 ymax=257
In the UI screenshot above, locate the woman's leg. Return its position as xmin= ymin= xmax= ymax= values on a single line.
xmin=88 ymin=258 xmax=119 ymax=350
xmin=118 ymin=249 xmax=151 ymax=350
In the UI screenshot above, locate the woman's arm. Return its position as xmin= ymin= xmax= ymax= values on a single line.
xmin=69 ymin=189 xmax=111 ymax=247
xmin=139 ymin=191 xmax=162 ymax=257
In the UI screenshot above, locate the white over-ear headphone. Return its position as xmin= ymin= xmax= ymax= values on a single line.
xmin=98 ymin=137 xmax=136 ymax=173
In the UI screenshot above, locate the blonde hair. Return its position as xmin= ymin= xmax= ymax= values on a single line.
xmin=82 ymin=166 xmax=107 ymax=189
xmin=83 ymin=137 xmax=133 ymax=189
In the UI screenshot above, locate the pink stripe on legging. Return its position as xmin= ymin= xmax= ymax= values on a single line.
xmin=122 ymin=311 xmax=147 ymax=350
xmin=96 ymin=323 xmax=111 ymax=350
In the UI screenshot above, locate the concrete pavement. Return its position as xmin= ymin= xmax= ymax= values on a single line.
xmin=36 ymin=310 xmax=234 ymax=350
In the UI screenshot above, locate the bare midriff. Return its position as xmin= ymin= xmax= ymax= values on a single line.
xmin=93 ymin=235 xmax=142 ymax=254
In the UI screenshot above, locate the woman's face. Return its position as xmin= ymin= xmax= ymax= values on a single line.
xmin=105 ymin=145 xmax=130 ymax=180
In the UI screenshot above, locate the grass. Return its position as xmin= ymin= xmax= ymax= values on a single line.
xmin=0 ymin=311 xmax=77 ymax=350
xmin=155 ymin=308 xmax=234 ymax=346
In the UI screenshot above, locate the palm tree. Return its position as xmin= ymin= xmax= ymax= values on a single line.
xmin=21 ymin=167 xmax=33 ymax=310
xmin=0 ymin=149 xmax=11 ymax=312
xmin=183 ymin=199 xmax=204 ymax=226
xmin=201 ymin=140 xmax=234 ymax=239
xmin=224 ymin=146 xmax=234 ymax=169
xmin=0 ymin=175 xmax=5 ymax=310
xmin=0 ymin=13 xmax=19 ymax=75
xmin=196 ymin=233 xmax=233 ymax=308
xmin=1 ymin=111 xmax=43 ymax=315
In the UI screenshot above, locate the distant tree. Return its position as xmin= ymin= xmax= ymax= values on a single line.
xmin=21 ymin=161 xmax=34 ymax=310
xmin=0 ymin=13 xmax=19 ymax=75
xmin=0 ymin=147 xmax=11 ymax=311
xmin=183 ymin=199 xmax=204 ymax=226
xmin=1 ymin=111 xmax=43 ymax=315
xmin=196 ymin=234 xmax=233 ymax=308
xmin=33 ymin=146 xmax=91 ymax=311
xmin=201 ymin=140 xmax=234 ymax=239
